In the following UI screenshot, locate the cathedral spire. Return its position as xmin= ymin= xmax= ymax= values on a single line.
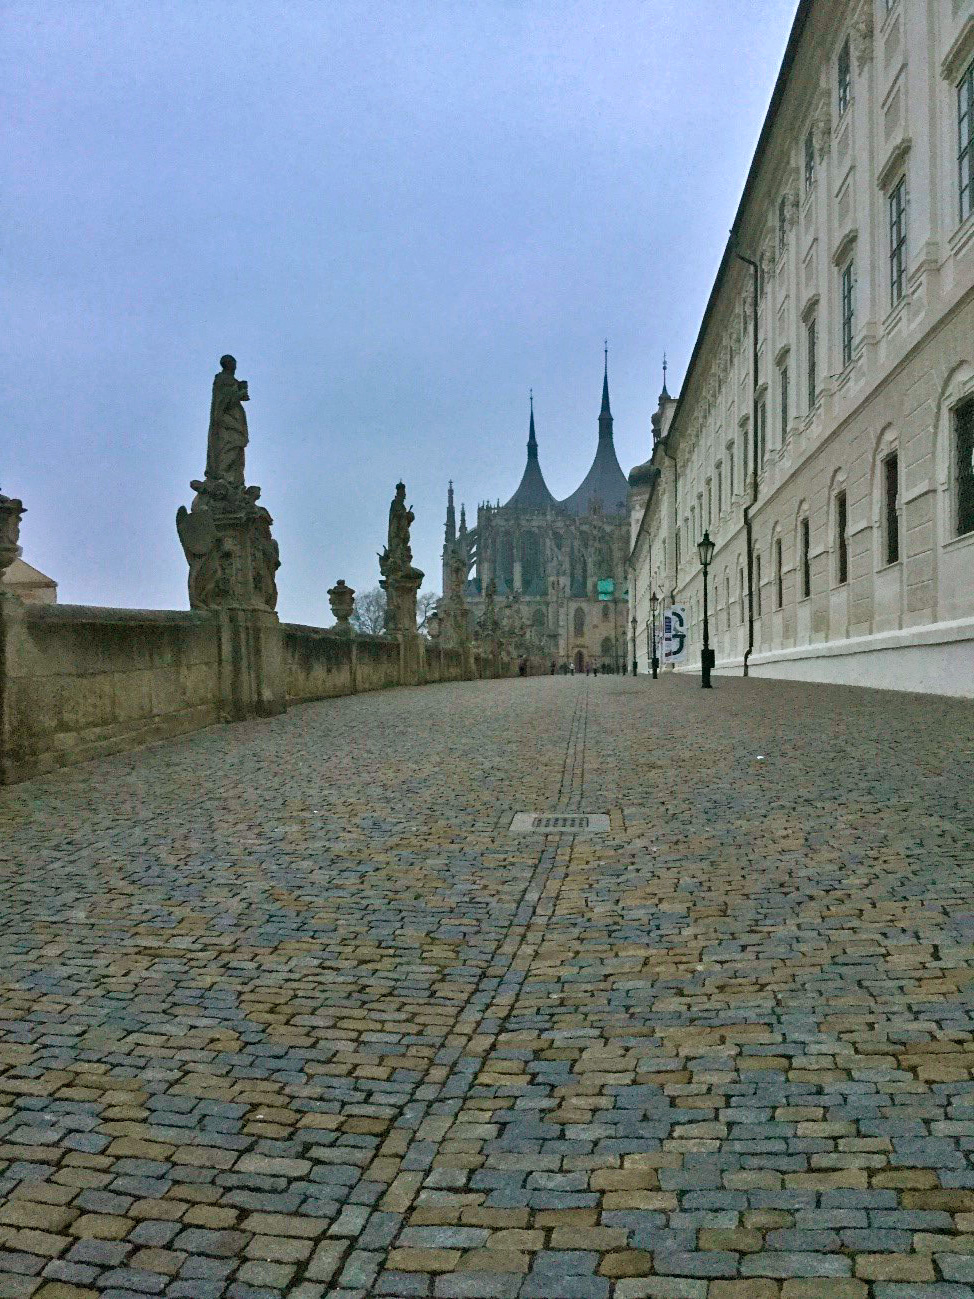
xmin=444 ymin=480 xmax=456 ymax=546
xmin=527 ymin=389 xmax=538 ymax=460
xmin=660 ymin=352 xmax=670 ymax=402
xmin=599 ymin=342 xmax=613 ymax=439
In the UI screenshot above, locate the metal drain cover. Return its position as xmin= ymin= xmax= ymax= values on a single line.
xmin=509 ymin=813 xmax=610 ymax=833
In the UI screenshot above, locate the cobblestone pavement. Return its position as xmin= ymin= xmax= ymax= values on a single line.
xmin=1 ymin=675 xmax=973 ymax=1299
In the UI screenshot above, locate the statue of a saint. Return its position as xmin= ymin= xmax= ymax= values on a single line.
xmin=380 ymin=481 xmax=416 ymax=578
xmin=205 ymin=355 xmax=249 ymax=488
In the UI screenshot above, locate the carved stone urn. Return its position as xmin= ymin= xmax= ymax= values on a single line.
xmin=328 ymin=579 xmax=356 ymax=635
xmin=0 ymin=492 xmax=26 ymax=584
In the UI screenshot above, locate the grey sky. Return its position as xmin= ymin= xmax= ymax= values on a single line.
xmin=4 ymin=1 xmax=797 ymax=624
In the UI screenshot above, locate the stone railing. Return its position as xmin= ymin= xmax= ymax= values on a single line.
xmin=0 ymin=598 xmax=509 ymax=786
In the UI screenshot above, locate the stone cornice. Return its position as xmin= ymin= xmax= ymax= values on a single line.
xmin=877 ymin=136 xmax=912 ymax=192
xmin=941 ymin=17 xmax=974 ymax=84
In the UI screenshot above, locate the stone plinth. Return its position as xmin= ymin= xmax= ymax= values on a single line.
xmin=0 ymin=493 xmax=26 ymax=585
xmin=177 ymin=481 xmax=279 ymax=614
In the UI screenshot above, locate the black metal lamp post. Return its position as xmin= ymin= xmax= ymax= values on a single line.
xmin=650 ymin=591 xmax=660 ymax=679
xmin=631 ymin=614 xmax=638 ymax=677
xmin=698 ymin=530 xmax=716 ymax=689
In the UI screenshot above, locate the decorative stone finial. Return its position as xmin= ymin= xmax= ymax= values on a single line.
xmin=328 ymin=579 xmax=356 ymax=635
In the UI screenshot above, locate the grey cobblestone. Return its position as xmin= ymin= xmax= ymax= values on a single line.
xmin=0 ymin=676 xmax=972 ymax=1296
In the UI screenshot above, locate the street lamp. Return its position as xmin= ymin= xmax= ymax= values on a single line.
xmin=650 ymin=591 xmax=660 ymax=679
xmin=630 ymin=614 xmax=638 ymax=677
xmin=698 ymin=530 xmax=716 ymax=689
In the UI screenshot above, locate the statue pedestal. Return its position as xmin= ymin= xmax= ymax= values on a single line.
xmin=177 ymin=480 xmax=285 ymax=721
xmin=381 ymin=568 xmax=424 ymax=686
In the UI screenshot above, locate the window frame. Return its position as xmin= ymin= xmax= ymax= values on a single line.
xmin=960 ymin=57 xmax=974 ymax=225
xmin=800 ymin=516 xmax=811 ymax=600
xmin=755 ymin=553 xmax=762 ymax=618
xmin=838 ymin=37 xmax=851 ymax=118
xmin=841 ymin=259 xmax=855 ymax=368
xmin=835 ymin=490 xmax=848 ymax=586
xmin=758 ymin=398 xmax=767 ymax=470
xmin=779 ymin=362 xmax=789 ymax=441
xmin=884 ymin=451 xmax=900 ymax=565
xmin=956 ymin=397 xmax=974 ymax=538
xmin=889 ymin=176 xmax=907 ymax=308
xmin=774 ymin=537 xmax=783 ymax=609
xmin=804 ymin=127 xmax=816 ymax=193
xmin=806 ymin=316 xmax=817 ymax=410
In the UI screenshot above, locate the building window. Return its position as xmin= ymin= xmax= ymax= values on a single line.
xmin=841 ymin=260 xmax=855 ymax=367
xmin=728 ymin=445 xmax=735 ymax=500
xmin=742 ymin=428 xmax=749 ymax=486
xmin=725 ymin=576 xmax=731 ymax=631
xmin=573 ymin=606 xmax=585 ymax=638
xmin=706 ymin=482 xmax=712 ymax=528
xmin=778 ymin=195 xmax=789 ymax=254
xmin=755 ymin=553 xmax=762 ymax=617
xmin=960 ymin=58 xmax=974 ymax=224
xmin=807 ymin=317 xmax=817 ymax=409
xmin=691 ymin=505 xmax=696 ymax=544
xmin=738 ymin=571 xmax=745 ymax=624
xmin=804 ymin=128 xmax=816 ymax=193
xmin=884 ymin=452 xmax=899 ymax=564
xmin=835 ymin=490 xmax=848 ymax=585
xmin=716 ymin=465 xmax=723 ymax=517
xmin=889 ymin=177 xmax=907 ymax=307
xmin=775 ymin=537 xmax=783 ymax=609
xmin=800 ymin=517 xmax=811 ymax=598
xmin=779 ymin=363 xmax=789 ymax=441
xmin=758 ymin=398 xmax=767 ymax=469
xmin=601 ymin=602 xmax=610 ymax=622
xmin=838 ymin=37 xmax=851 ymax=117
xmin=957 ymin=398 xmax=974 ymax=536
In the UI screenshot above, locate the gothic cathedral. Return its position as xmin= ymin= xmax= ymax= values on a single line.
xmin=442 ymin=355 xmax=631 ymax=671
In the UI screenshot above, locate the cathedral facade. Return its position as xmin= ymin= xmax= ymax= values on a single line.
xmin=442 ymin=360 xmax=631 ymax=672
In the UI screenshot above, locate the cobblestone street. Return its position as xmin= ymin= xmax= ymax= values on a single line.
xmin=1 ymin=675 xmax=973 ymax=1299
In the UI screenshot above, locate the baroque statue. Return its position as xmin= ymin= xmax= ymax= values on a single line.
xmin=205 ymin=355 xmax=249 ymax=489
xmin=176 ymin=355 xmax=280 ymax=613
xmin=0 ymin=490 xmax=26 ymax=583
xmin=379 ymin=481 xmax=421 ymax=581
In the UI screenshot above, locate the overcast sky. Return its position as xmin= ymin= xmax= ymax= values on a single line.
xmin=3 ymin=1 xmax=797 ymax=624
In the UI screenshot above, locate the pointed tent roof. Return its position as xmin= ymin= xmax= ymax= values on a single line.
xmin=503 ymin=392 xmax=560 ymax=512
xmin=558 ymin=351 xmax=629 ymax=517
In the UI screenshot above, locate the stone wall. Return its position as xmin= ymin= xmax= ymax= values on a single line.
xmin=0 ymin=602 xmax=221 ymax=784
xmin=0 ymin=599 xmax=507 ymax=785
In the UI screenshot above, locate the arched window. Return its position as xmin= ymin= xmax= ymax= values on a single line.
xmin=570 ymin=546 xmax=588 ymax=598
xmin=498 ymin=535 xmax=514 ymax=591
xmin=738 ymin=569 xmax=745 ymax=624
xmin=521 ymin=531 xmax=542 ymax=594
xmin=600 ymin=636 xmax=614 ymax=660
xmin=573 ymin=607 xmax=586 ymax=638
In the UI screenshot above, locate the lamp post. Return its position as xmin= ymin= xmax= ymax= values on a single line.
xmin=698 ymin=530 xmax=716 ymax=689
xmin=630 ymin=614 xmax=638 ymax=677
xmin=650 ymin=591 xmax=660 ymax=679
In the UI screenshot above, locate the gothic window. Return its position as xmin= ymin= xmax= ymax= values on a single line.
xmin=521 ymin=531 xmax=542 ymax=594
xmin=600 ymin=636 xmax=614 ymax=661
xmin=601 ymin=602 xmax=610 ymax=622
xmin=573 ymin=606 xmax=586 ymax=638
xmin=498 ymin=535 xmax=515 ymax=590
xmin=570 ymin=545 xmax=588 ymax=598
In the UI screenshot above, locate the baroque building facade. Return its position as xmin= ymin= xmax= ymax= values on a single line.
xmin=444 ymin=362 xmax=631 ymax=671
xmin=629 ymin=0 xmax=974 ymax=696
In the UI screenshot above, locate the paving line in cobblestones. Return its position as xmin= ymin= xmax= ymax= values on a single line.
xmin=305 ymin=688 xmax=595 ymax=1294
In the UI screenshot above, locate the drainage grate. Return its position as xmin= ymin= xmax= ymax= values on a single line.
xmin=534 ymin=815 xmax=589 ymax=830
xmin=509 ymin=812 xmax=610 ymax=834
